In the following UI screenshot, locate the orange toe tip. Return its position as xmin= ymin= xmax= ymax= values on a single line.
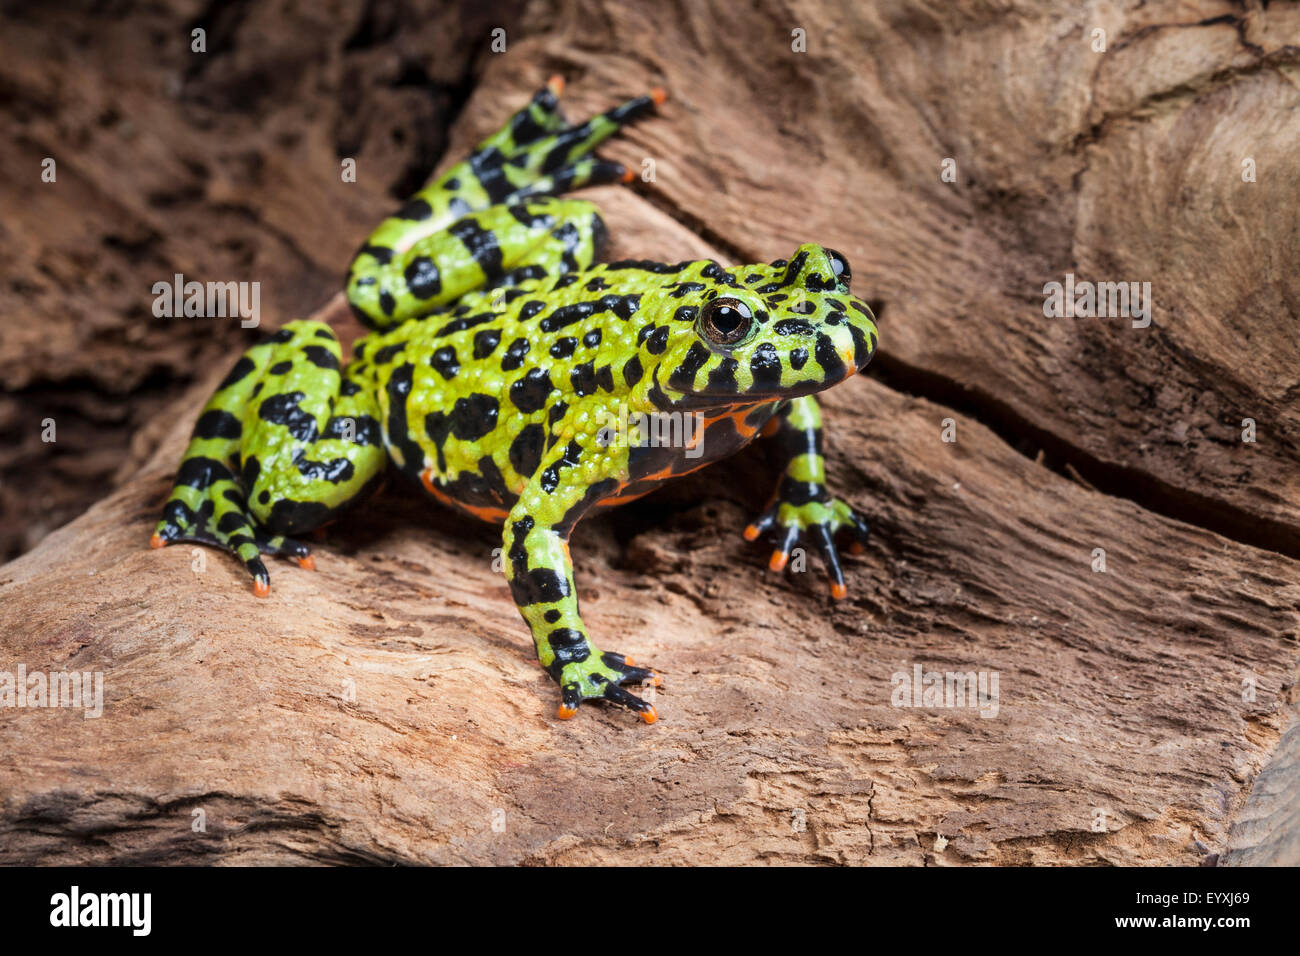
xmin=253 ymin=579 xmax=271 ymax=598
xmin=620 ymin=167 xmax=636 ymax=183
xmin=743 ymin=525 xmax=760 ymax=541
xmin=831 ymin=582 xmax=848 ymax=600
xmin=557 ymin=704 xmax=578 ymax=720
xmin=649 ymin=87 xmax=668 ymax=106
xmin=297 ymin=554 xmax=316 ymax=571
xmin=640 ymin=705 xmax=659 ymax=725
xmin=623 ymin=656 xmax=636 ymax=666
xmin=769 ymin=552 xmax=789 ymax=572
xmin=149 ymin=533 xmax=166 ymax=549
xmin=651 ymin=675 xmax=664 ymax=688
xmin=848 ymin=541 xmax=865 ymax=555
xmin=546 ymin=74 xmax=565 ymax=96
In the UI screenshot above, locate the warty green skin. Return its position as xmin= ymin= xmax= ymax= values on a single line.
xmin=154 ymin=79 xmax=878 ymax=722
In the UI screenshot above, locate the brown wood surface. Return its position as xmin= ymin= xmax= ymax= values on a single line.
xmin=1 ymin=0 xmax=1298 ymax=865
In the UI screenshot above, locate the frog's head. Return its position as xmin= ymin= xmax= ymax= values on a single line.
xmin=643 ymin=244 xmax=877 ymax=410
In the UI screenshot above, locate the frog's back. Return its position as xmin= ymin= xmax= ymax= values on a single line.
xmin=352 ymin=259 xmax=698 ymax=520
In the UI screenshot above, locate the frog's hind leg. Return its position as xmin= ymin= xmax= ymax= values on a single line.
xmin=347 ymin=78 xmax=664 ymax=330
xmin=152 ymin=320 xmax=386 ymax=596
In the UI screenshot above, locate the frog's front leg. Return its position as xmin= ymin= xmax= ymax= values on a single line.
xmin=503 ymin=442 xmax=661 ymax=723
xmin=744 ymin=395 xmax=871 ymax=600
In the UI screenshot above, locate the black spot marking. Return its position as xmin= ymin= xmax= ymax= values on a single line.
xmin=540 ymin=440 xmax=582 ymax=493
xmin=450 ymin=218 xmax=504 ymax=284
xmin=501 ymin=337 xmax=530 ymax=372
xmin=511 ymin=368 xmax=553 ymax=413
xmin=550 ymin=337 xmax=577 ymax=359
xmin=705 ymin=357 xmax=738 ymax=393
xmin=507 ymin=203 xmax=554 ymax=229
xmin=849 ymin=321 xmax=873 ymax=369
xmin=815 ymin=333 xmax=846 ymax=380
xmin=450 ymin=393 xmax=499 ymax=442
xmin=433 ymin=313 xmax=494 ymax=337
xmin=241 ymin=454 xmax=260 ymax=489
xmin=372 ymin=343 xmax=405 ymax=365
xmin=645 ymin=326 xmax=670 ymax=355
xmin=569 ymin=361 xmax=597 ymax=397
xmin=218 ymin=356 xmax=256 ymax=391
xmin=431 ymin=346 xmax=460 ymax=380
xmin=266 ymin=498 xmax=332 ymax=534
xmin=176 ymin=456 xmax=234 ymax=491
xmin=510 ymin=569 xmax=570 ymax=608
xmin=323 ymin=414 xmax=381 ymax=446
xmin=302 ymin=345 xmax=340 ymax=371
xmin=358 ymin=244 xmax=394 ymax=265
xmin=773 ymin=319 xmax=815 ymax=336
xmin=781 ymin=251 xmax=809 ymax=288
xmin=396 ymin=198 xmax=433 ymax=221
xmin=539 ymin=301 xmax=595 ymax=334
xmin=509 ymin=423 xmax=546 ymax=478
xmin=750 ymin=342 xmax=782 ymax=391
xmin=473 ymin=329 xmax=502 ymax=360
xmin=193 ymin=409 xmax=241 ymax=441
xmin=217 ymin=511 xmax=249 ymax=535
xmin=258 ymin=392 xmax=318 ymax=442
xmin=667 ymin=342 xmax=710 ymax=391
xmin=543 ymin=628 xmax=590 ymax=678
xmin=296 ymin=455 xmax=355 ymax=484
xmin=385 ymin=364 xmax=425 ymax=476
xmin=404 ymin=256 xmax=441 ymax=300
xmin=622 ymin=354 xmax=643 ymax=387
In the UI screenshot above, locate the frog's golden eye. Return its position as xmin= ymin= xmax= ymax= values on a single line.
xmin=699 ymin=297 xmax=754 ymax=346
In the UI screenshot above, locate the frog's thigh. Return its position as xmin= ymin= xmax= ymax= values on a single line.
xmin=347 ymin=198 xmax=606 ymax=326
xmin=241 ymin=324 xmax=387 ymax=535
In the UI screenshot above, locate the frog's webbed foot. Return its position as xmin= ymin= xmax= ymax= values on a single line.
xmin=554 ymin=650 xmax=662 ymax=723
xmin=488 ymin=77 xmax=666 ymax=204
xmin=745 ymin=494 xmax=870 ymax=601
xmin=152 ymin=505 xmax=316 ymax=597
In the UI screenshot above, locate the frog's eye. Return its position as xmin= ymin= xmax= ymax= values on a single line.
xmin=824 ymin=248 xmax=851 ymax=287
xmin=699 ymin=297 xmax=754 ymax=346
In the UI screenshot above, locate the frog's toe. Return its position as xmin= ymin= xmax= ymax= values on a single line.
xmin=253 ymin=529 xmax=314 ymax=568
xmin=602 ymin=684 xmax=659 ymax=724
xmin=245 ymin=555 xmax=271 ymax=597
xmin=808 ymin=523 xmax=847 ymax=600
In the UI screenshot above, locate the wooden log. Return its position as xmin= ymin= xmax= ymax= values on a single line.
xmin=2 ymin=0 xmax=1298 ymax=866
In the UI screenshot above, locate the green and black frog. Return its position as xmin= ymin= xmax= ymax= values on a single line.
xmin=153 ymin=77 xmax=878 ymax=723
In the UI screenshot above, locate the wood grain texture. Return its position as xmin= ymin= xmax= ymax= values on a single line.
xmin=2 ymin=0 xmax=1298 ymax=866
